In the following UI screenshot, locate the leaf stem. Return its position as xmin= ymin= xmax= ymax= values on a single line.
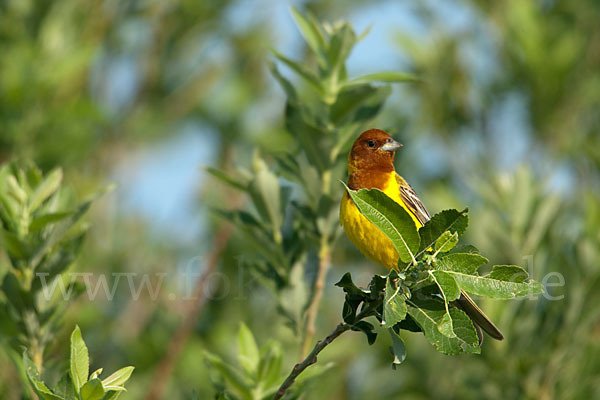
xmin=301 ymin=241 xmax=331 ymax=358
xmin=273 ymin=322 xmax=350 ymax=400
xmin=30 ymin=342 xmax=43 ymax=372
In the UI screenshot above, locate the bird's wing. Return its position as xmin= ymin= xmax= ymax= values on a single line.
xmin=395 ymin=173 xmax=431 ymax=226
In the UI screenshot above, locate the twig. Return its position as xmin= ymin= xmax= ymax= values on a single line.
xmin=273 ymin=322 xmax=350 ymax=400
xmin=301 ymin=241 xmax=332 ymax=358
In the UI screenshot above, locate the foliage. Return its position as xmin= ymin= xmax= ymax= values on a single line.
xmin=0 ymin=161 xmax=106 ymax=377
xmin=23 ymin=325 xmax=134 ymax=400
xmin=204 ymin=8 xmax=544 ymax=397
xmin=207 ymin=7 xmax=415 ymax=335
xmin=204 ymin=323 xmax=330 ymax=400
xmin=1 ymin=0 xmax=599 ymax=399
xmin=338 ymin=187 xmax=542 ymax=360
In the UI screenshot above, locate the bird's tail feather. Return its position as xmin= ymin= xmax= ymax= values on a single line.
xmin=454 ymin=291 xmax=504 ymax=343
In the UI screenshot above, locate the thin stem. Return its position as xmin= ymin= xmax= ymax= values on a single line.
xmin=301 ymin=241 xmax=331 ymax=358
xmin=273 ymin=322 xmax=350 ymax=400
xmin=30 ymin=342 xmax=43 ymax=372
xmin=321 ymin=170 xmax=332 ymax=196
xmin=278 ymin=305 xmax=378 ymax=400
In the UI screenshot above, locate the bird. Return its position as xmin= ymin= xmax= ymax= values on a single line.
xmin=339 ymin=128 xmax=503 ymax=342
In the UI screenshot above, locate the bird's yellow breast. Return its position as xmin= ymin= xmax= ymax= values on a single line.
xmin=340 ymin=172 xmax=422 ymax=270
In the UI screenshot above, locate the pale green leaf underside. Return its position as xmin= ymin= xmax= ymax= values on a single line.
xmin=448 ymin=268 xmax=544 ymax=299
xmin=344 ymin=185 xmax=420 ymax=263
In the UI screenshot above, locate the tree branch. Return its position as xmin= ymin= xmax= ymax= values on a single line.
xmin=144 ymin=151 xmax=241 ymax=400
xmin=301 ymin=241 xmax=331 ymax=358
xmin=144 ymin=222 xmax=234 ymax=400
xmin=273 ymin=322 xmax=350 ymax=400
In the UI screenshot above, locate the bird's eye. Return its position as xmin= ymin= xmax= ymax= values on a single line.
xmin=367 ymin=140 xmax=375 ymax=148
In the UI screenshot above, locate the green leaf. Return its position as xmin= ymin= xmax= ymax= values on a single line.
xmin=257 ymin=342 xmax=283 ymax=394
xmin=351 ymin=321 xmax=377 ymax=345
xmin=237 ymin=323 xmax=260 ymax=376
xmin=101 ymin=391 xmax=123 ymax=400
xmin=327 ymin=23 xmax=356 ymax=74
xmin=406 ymin=296 xmax=480 ymax=355
xmin=290 ymin=6 xmax=328 ymax=67
xmin=32 ymin=233 xmax=85 ymax=292
xmin=343 ymin=185 xmax=420 ymax=263
xmin=80 ymin=379 xmax=104 ymax=400
xmin=430 ymin=271 xmax=460 ymax=302
xmin=0 ymin=228 xmax=28 ymax=259
xmin=102 ymin=386 xmax=126 ymax=394
xmin=487 ymin=265 xmax=528 ymax=282
xmin=23 ymin=352 xmax=63 ymax=400
xmin=70 ymin=325 xmax=89 ymax=393
xmin=29 ymin=168 xmax=63 ymax=211
xmin=218 ymin=213 xmax=288 ymax=279
xmin=30 ymin=185 xmax=112 ymax=270
xmin=438 ymin=313 xmax=455 ymax=337
xmin=0 ymin=187 xmax=21 ymax=223
xmin=204 ymin=351 xmax=252 ymax=399
xmin=447 ymin=266 xmax=544 ymax=299
xmin=330 ymin=84 xmax=385 ymax=124
xmin=448 ymin=244 xmax=480 ymax=254
xmin=348 ymin=71 xmax=420 ymax=85
xmin=273 ymin=154 xmax=320 ymax=202
xmin=434 ymin=231 xmax=458 ymax=253
xmin=6 ymin=174 xmax=27 ymax=203
xmin=270 ymin=66 xmax=329 ymax=173
xmin=204 ymin=167 xmax=248 ymax=192
xmin=29 ymin=212 xmax=74 ymax=232
xmin=368 ymin=274 xmax=387 ymax=297
xmin=89 ymin=368 xmax=103 ymax=380
xmin=271 ymin=49 xmax=323 ymax=93
xmin=389 ymin=329 xmax=406 ymax=369
xmin=279 ymin=258 xmax=308 ymax=332
xmin=2 ymin=272 xmax=32 ymax=312
xmin=435 ymin=253 xmax=489 ymax=274
xmin=383 ymin=272 xmax=407 ymax=327
xmin=101 ymin=366 xmax=134 ymax=390
xmin=449 ymin=308 xmax=480 ymax=349
xmin=249 ymin=154 xmax=283 ymax=243
xmin=418 ymin=209 xmax=468 ymax=255
xmin=54 ymin=373 xmax=76 ymax=400
xmin=335 ymin=272 xmax=367 ymax=298
xmin=428 ymin=270 xmax=460 ymax=337
xmin=336 ymin=272 xmax=370 ymax=324
xmin=269 ymin=62 xmax=299 ymax=103
xmin=357 ymin=24 xmax=373 ymax=42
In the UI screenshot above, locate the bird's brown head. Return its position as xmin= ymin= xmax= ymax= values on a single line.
xmin=348 ymin=129 xmax=402 ymax=174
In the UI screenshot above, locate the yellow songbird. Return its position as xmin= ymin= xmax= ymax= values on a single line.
xmin=340 ymin=129 xmax=503 ymax=342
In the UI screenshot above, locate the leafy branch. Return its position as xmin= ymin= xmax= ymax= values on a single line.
xmin=207 ymin=5 xmax=418 ymax=366
xmin=204 ymin=8 xmax=543 ymax=400
xmin=0 ymin=162 xmax=108 ymax=380
xmin=24 ymin=325 xmax=134 ymax=400
xmin=271 ymin=186 xmax=544 ymax=397
xmin=272 ymin=323 xmax=349 ymax=400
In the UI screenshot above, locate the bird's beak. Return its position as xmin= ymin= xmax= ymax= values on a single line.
xmin=381 ymin=138 xmax=403 ymax=152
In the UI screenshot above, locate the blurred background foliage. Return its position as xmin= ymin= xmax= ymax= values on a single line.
xmin=0 ymin=0 xmax=599 ymax=399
